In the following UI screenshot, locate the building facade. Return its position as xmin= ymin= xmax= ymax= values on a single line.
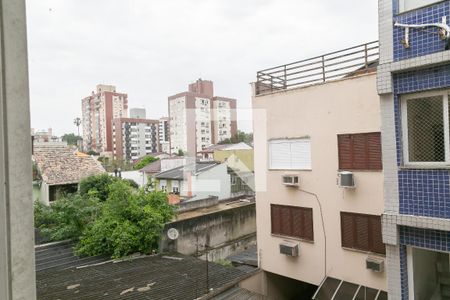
xmin=378 ymin=1 xmax=450 ymax=299
xmin=112 ymin=117 xmax=159 ymax=162
xmin=252 ymin=44 xmax=387 ymax=299
xmin=81 ymin=84 xmax=128 ymax=153
xmin=168 ymin=79 xmax=237 ymax=156
xmin=159 ymin=117 xmax=170 ymax=153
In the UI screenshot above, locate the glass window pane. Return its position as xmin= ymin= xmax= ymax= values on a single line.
xmin=354 ymin=286 xmax=379 ymax=300
xmin=407 ymin=96 xmax=444 ymax=162
xmin=333 ymin=281 xmax=359 ymax=300
xmin=400 ymin=0 xmax=441 ymax=12
xmin=314 ymin=277 xmax=341 ymax=300
xmin=376 ymin=291 xmax=388 ymax=300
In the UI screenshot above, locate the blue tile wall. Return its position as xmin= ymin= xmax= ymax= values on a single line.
xmin=393 ymin=65 xmax=450 ymax=218
xmin=393 ymin=1 xmax=450 ymax=61
xmin=400 ymin=225 xmax=450 ymax=252
xmin=399 ymin=170 xmax=450 ymax=217
xmin=399 ymin=245 xmax=409 ymax=300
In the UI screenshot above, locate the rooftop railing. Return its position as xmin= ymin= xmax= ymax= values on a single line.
xmin=255 ymin=41 xmax=379 ymax=95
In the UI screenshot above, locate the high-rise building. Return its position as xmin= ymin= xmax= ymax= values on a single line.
xmin=168 ymin=79 xmax=237 ymax=155
xmin=159 ymin=117 xmax=170 ymax=153
xmin=81 ymin=84 xmax=128 ymax=153
xmin=112 ymin=108 xmax=159 ymax=162
xmin=378 ymin=1 xmax=450 ymax=299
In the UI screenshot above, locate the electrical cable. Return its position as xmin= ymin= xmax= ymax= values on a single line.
xmin=298 ymin=188 xmax=327 ymax=279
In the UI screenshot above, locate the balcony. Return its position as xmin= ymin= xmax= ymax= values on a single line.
xmin=255 ymin=41 xmax=379 ymax=95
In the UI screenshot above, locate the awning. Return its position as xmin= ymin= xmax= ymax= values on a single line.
xmin=312 ymin=277 xmax=388 ymax=300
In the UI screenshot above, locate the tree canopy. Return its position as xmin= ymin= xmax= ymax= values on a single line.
xmin=62 ymin=133 xmax=82 ymax=145
xmin=34 ymin=174 xmax=175 ymax=258
xmin=218 ymin=130 xmax=253 ymax=145
xmin=133 ymin=155 xmax=159 ymax=170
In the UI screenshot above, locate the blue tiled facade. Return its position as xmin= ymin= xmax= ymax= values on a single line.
xmin=393 ymin=1 xmax=450 ymax=61
xmin=388 ymin=1 xmax=450 ymax=298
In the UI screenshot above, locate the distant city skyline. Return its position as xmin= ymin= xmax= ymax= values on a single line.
xmin=26 ymin=0 xmax=378 ymax=136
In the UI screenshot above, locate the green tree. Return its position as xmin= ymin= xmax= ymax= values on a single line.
xmin=133 ymin=156 xmax=159 ymax=170
xmin=176 ymin=149 xmax=184 ymax=156
xmin=62 ymin=133 xmax=82 ymax=146
xmin=76 ymin=181 xmax=175 ymax=258
xmin=34 ymin=194 xmax=102 ymax=242
xmin=79 ymin=174 xmax=119 ymax=202
xmin=218 ymin=130 xmax=253 ymax=145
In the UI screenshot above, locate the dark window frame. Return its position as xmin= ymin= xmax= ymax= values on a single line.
xmin=270 ymin=204 xmax=314 ymax=241
xmin=340 ymin=211 xmax=385 ymax=255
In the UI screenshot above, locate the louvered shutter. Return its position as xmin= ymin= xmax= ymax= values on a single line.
xmin=291 ymin=207 xmax=302 ymax=238
xmin=341 ymin=212 xmax=354 ymax=248
xmin=355 ymin=215 xmax=370 ymax=251
xmin=269 ymin=141 xmax=291 ymax=169
xmin=352 ymin=134 xmax=368 ymax=170
xmin=280 ymin=206 xmax=292 ymax=236
xmin=338 ymin=135 xmax=353 ymax=169
xmin=291 ymin=139 xmax=312 ymax=169
xmin=367 ymin=133 xmax=382 ymax=170
xmin=369 ymin=215 xmax=385 ymax=254
xmin=271 ymin=205 xmax=281 ymax=235
xmin=303 ymin=208 xmax=314 ymax=241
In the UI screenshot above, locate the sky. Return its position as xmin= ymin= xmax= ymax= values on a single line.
xmin=26 ymin=0 xmax=379 ymax=136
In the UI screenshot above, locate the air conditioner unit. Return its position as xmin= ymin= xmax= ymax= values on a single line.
xmin=338 ymin=171 xmax=355 ymax=188
xmin=282 ymin=175 xmax=299 ymax=187
xmin=279 ymin=242 xmax=299 ymax=257
xmin=366 ymin=257 xmax=384 ymax=272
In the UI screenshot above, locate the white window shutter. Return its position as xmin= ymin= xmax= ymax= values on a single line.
xmin=269 ymin=141 xmax=291 ymax=169
xmin=291 ymin=139 xmax=311 ymax=169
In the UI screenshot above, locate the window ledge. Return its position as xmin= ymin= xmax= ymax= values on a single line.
xmin=270 ymin=233 xmax=314 ymax=244
xmin=268 ymin=169 xmax=312 ymax=172
xmin=341 ymin=246 xmax=386 ymax=257
xmin=400 ymin=164 xmax=450 ymax=170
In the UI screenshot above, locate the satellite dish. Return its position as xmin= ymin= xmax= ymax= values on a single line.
xmin=167 ymin=228 xmax=179 ymax=240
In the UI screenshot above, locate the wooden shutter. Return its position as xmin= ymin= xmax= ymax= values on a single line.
xmin=271 ymin=205 xmax=281 ymax=235
xmin=341 ymin=212 xmax=354 ymax=248
xmin=354 ymin=215 xmax=370 ymax=251
xmin=338 ymin=132 xmax=382 ymax=170
xmin=271 ymin=205 xmax=314 ymax=241
xmin=369 ymin=215 xmax=385 ymax=254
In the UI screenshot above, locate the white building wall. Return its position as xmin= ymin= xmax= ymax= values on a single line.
xmin=195 ymin=97 xmax=212 ymax=150
xmin=213 ymin=100 xmax=232 ymax=143
xmin=169 ymin=97 xmax=188 ymax=153
xmin=191 ymin=163 xmax=231 ymax=200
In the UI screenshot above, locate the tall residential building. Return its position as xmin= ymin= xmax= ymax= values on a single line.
xmin=159 ymin=117 xmax=170 ymax=153
xmin=168 ymin=79 xmax=237 ymax=156
xmin=112 ymin=108 xmax=159 ymax=162
xmin=378 ymin=1 xmax=450 ymax=299
xmin=251 ymin=43 xmax=387 ymax=299
xmin=81 ymin=84 xmax=128 ymax=153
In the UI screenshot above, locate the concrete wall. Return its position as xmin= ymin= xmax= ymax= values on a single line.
xmin=0 ymin=0 xmax=37 ymax=298
xmin=252 ymin=73 xmax=386 ymax=291
xmin=160 ymin=202 xmax=256 ymax=261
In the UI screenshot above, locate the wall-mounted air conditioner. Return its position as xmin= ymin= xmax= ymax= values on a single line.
xmin=279 ymin=242 xmax=299 ymax=257
xmin=366 ymin=257 xmax=384 ymax=272
xmin=282 ymin=175 xmax=299 ymax=187
xmin=338 ymin=171 xmax=355 ymax=188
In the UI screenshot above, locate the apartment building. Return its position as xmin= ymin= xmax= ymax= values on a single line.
xmin=168 ymin=79 xmax=237 ymax=155
xmin=252 ymin=43 xmax=387 ymax=299
xmin=81 ymin=84 xmax=128 ymax=153
xmin=159 ymin=117 xmax=170 ymax=153
xmin=378 ymin=1 xmax=450 ymax=299
xmin=112 ymin=108 xmax=159 ymax=162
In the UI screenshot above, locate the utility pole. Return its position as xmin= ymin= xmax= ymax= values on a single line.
xmin=73 ymin=117 xmax=81 ymax=136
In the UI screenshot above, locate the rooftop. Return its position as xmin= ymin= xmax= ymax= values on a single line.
xmin=36 ymin=252 xmax=253 ymax=300
xmin=33 ymin=145 xmax=105 ymax=185
xmin=255 ymin=41 xmax=379 ymax=95
xmin=198 ymin=142 xmax=253 ymax=153
xmin=155 ymin=161 xmax=220 ymax=180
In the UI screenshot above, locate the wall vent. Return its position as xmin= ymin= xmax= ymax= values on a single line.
xmin=366 ymin=257 xmax=384 ymax=272
xmin=279 ymin=242 xmax=299 ymax=257
xmin=338 ymin=171 xmax=355 ymax=188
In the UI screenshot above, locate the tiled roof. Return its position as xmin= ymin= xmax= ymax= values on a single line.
xmin=155 ymin=161 xmax=219 ymax=180
xmin=33 ymin=145 xmax=105 ymax=185
xmin=139 ymin=159 xmax=161 ymax=174
xmin=36 ymin=253 xmax=250 ymax=300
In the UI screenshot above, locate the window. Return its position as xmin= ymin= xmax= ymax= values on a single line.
xmin=398 ymin=0 xmax=441 ymax=13
xmin=268 ymin=138 xmax=311 ymax=170
xmin=271 ymin=204 xmax=314 ymax=241
xmin=340 ymin=212 xmax=385 ymax=254
xmin=231 ymin=176 xmax=237 ymax=185
xmin=401 ymin=91 xmax=450 ymax=166
xmin=337 ymin=132 xmax=382 ymax=170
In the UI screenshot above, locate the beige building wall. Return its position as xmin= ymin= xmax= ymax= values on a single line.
xmin=252 ymin=73 xmax=386 ymax=290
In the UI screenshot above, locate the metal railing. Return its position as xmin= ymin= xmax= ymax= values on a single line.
xmin=255 ymin=41 xmax=379 ymax=95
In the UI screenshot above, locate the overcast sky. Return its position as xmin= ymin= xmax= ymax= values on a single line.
xmin=26 ymin=0 xmax=378 ymax=136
